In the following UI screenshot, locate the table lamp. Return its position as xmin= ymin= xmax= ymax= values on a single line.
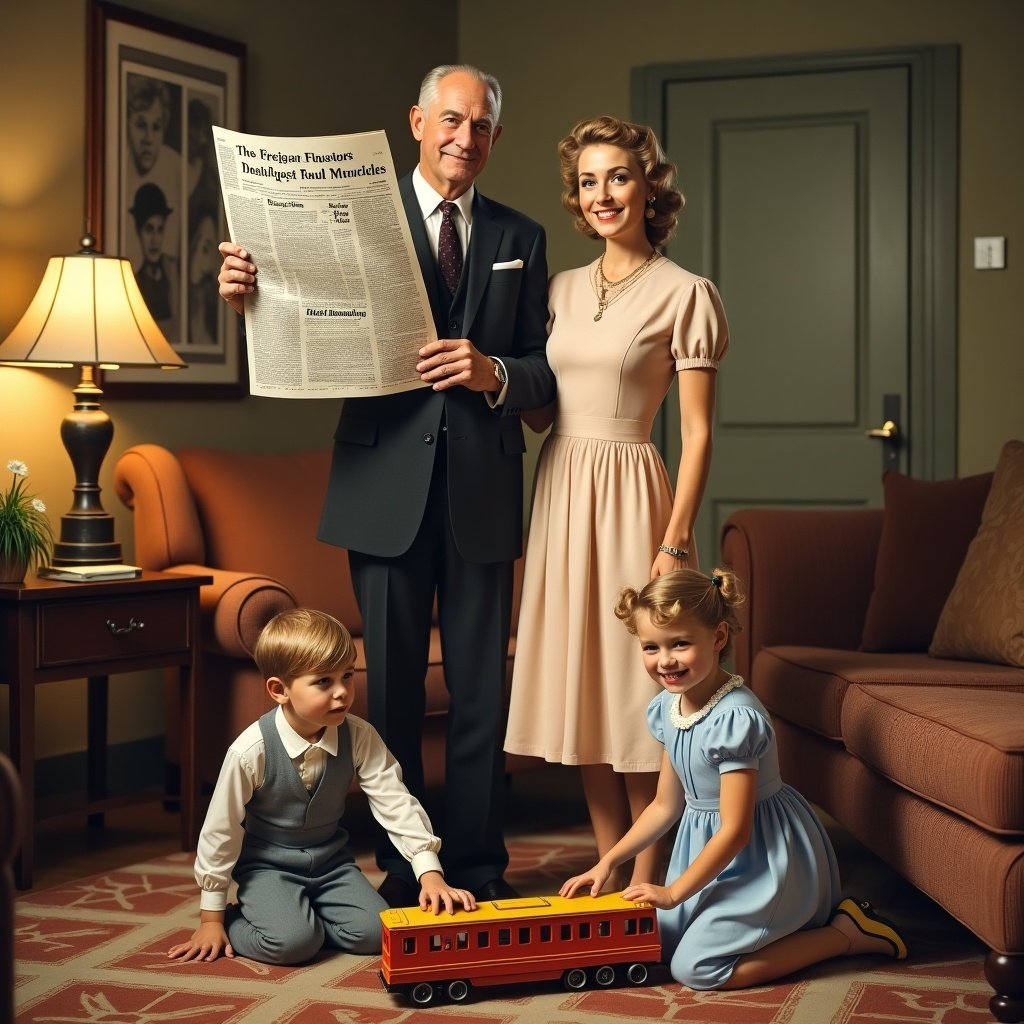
xmin=0 ymin=234 xmax=185 ymax=567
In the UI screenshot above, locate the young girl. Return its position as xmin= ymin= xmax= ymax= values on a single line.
xmin=560 ymin=568 xmax=907 ymax=989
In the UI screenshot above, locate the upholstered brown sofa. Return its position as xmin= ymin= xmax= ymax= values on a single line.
xmin=721 ymin=446 xmax=1024 ymax=1022
xmin=113 ymin=443 xmax=531 ymax=794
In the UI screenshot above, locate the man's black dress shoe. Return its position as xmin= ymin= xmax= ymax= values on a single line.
xmin=474 ymin=877 xmax=520 ymax=901
xmin=378 ymin=873 xmax=418 ymax=909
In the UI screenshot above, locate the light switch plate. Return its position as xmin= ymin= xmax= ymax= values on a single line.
xmin=974 ymin=236 xmax=1006 ymax=270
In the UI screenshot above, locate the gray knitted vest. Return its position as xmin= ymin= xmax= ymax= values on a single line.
xmin=243 ymin=710 xmax=355 ymax=848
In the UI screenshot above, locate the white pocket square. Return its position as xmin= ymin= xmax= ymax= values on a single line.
xmin=491 ymin=259 xmax=524 ymax=271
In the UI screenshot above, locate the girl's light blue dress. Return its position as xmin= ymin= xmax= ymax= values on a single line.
xmin=649 ymin=676 xmax=840 ymax=988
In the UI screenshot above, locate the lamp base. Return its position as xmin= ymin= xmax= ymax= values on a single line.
xmin=49 ymin=365 xmax=124 ymax=567
xmin=50 ymin=512 xmax=122 ymax=566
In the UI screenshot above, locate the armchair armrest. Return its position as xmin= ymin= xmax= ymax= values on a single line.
xmin=114 ymin=444 xmax=205 ymax=570
xmin=170 ymin=564 xmax=298 ymax=659
xmin=721 ymin=507 xmax=884 ymax=679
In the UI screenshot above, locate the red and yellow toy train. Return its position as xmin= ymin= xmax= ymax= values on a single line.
xmin=378 ymin=892 xmax=661 ymax=1006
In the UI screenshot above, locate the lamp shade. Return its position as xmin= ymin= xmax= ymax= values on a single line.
xmin=0 ymin=236 xmax=186 ymax=567
xmin=0 ymin=238 xmax=185 ymax=369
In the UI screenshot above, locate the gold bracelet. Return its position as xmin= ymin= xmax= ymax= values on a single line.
xmin=659 ymin=543 xmax=689 ymax=559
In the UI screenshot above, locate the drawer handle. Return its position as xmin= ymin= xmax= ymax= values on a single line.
xmin=106 ymin=617 xmax=146 ymax=635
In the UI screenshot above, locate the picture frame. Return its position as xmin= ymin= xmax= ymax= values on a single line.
xmin=86 ymin=0 xmax=247 ymax=398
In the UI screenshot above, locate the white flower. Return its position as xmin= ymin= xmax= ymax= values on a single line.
xmin=7 ymin=459 xmax=28 ymax=477
xmin=31 ymin=497 xmax=46 ymax=513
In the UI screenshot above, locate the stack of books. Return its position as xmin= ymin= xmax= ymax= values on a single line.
xmin=37 ymin=563 xmax=143 ymax=582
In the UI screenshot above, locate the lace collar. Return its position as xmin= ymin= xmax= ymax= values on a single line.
xmin=670 ymin=674 xmax=744 ymax=730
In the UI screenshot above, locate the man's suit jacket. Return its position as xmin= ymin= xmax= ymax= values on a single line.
xmin=319 ymin=172 xmax=555 ymax=564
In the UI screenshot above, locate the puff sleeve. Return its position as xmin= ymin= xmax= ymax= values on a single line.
xmin=701 ymin=706 xmax=774 ymax=774
xmin=646 ymin=692 xmax=668 ymax=746
xmin=671 ymin=277 xmax=730 ymax=372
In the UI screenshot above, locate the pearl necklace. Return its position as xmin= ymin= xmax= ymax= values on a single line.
xmin=592 ymin=251 xmax=661 ymax=321
xmin=669 ymin=674 xmax=744 ymax=730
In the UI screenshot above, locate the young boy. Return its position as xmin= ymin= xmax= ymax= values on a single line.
xmin=167 ymin=608 xmax=475 ymax=966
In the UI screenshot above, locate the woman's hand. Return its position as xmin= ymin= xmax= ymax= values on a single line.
xmin=651 ymin=548 xmax=689 ymax=579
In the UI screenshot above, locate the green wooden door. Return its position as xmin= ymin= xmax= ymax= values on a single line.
xmin=635 ymin=48 xmax=957 ymax=567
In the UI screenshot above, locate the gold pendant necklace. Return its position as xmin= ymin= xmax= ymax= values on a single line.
xmin=593 ymin=251 xmax=660 ymax=321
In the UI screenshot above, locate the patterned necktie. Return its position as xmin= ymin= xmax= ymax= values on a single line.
xmin=437 ymin=201 xmax=463 ymax=295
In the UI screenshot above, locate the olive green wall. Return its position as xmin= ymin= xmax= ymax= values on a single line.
xmin=464 ymin=0 xmax=1023 ymax=473
xmin=2 ymin=0 xmax=1022 ymax=759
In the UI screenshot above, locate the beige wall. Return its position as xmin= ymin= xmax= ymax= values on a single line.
xmin=0 ymin=0 xmax=455 ymax=757
xmin=2 ymin=0 xmax=1022 ymax=757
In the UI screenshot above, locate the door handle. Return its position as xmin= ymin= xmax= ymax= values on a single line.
xmin=866 ymin=419 xmax=899 ymax=440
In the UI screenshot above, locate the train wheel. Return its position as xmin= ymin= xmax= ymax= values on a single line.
xmin=563 ymin=967 xmax=588 ymax=990
xmin=626 ymin=962 xmax=649 ymax=985
xmin=446 ymin=979 xmax=471 ymax=1003
xmin=410 ymin=982 xmax=435 ymax=1006
xmin=594 ymin=965 xmax=616 ymax=987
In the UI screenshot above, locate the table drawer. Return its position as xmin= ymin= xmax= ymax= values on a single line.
xmin=37 ymin=592 xmax=191 ymax=668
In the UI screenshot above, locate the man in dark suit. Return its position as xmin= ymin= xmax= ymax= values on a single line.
xmin=217 ymin=64 xmax=555 ymax=905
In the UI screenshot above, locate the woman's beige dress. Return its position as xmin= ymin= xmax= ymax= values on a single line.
xmin=504 ymin=258 xmax=730 ymax=771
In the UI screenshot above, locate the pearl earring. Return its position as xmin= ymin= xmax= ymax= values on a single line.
xmin=645 ymin=196 xmax=656 ymax=220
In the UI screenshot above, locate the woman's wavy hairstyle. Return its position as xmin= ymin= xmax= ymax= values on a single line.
xmin=558 ymin=115 xmax=684 ymax=248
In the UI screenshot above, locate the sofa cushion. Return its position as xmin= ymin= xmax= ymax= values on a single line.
xmin=930 ymin=439 xmax=1024 ymax=667
xmin=860 ymin=470 xmax=991 ymax=652
xmin=842 ymin=683 xmax=1024 ymax=834
xmin=754 ymin=645 xmax=1024 ymax=740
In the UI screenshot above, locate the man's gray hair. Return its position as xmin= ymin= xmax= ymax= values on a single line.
xmin=418 ymin=64 xmax=503 ymax=125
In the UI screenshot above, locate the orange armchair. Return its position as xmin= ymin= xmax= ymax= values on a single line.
xmin=114 ymin=443 xmax=528 ymax=792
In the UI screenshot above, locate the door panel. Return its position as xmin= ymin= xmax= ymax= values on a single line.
xmin=718 ymin=119 xmax=859 ymax=426
xmin=634 ymin=48 xmax=957 ymax=568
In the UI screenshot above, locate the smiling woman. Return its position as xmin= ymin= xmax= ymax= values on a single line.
xmin=504 ymin=114 xmax=730 ymax=895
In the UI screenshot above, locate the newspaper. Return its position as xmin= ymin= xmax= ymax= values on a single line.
xmin=212 ymin=126 xmax=434 ymax=398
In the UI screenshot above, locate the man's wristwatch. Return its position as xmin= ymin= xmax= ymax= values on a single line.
xmin=489 ymin=357 xmax=507 ymax=388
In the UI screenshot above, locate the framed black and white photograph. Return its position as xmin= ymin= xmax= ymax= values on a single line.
xmin=87 ymin=0 xmax=246 ymax=397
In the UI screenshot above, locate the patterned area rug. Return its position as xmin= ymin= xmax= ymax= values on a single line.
xmin=15 ymin=820 xmax=993 ymax=1023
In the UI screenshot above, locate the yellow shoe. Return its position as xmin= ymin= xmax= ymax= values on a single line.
xmin=832 ymin=897 xmax=908 ymax=960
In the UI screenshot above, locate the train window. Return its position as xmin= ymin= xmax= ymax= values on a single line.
xmin=579 ymin=922 xmax=591 ymax=939
xmin=477 ymin=931 xmax=490 ymax=948
xmin=540 ymin=924 xmax=552 ymax=942
xmin=498 ymin=928 xmax=512 ymax=946
xmin=560 ymin=924 xmax=571 ymax=941
xmin=457 ymin=931 xmax=469 ymax=950
xmin=519 ymin=927 xmax=530 ymax=944
xmin=624 ymin=918 xmax=638 ymax=935
xmin=640 ymin=917 xmax=655 ymax=934
xmin=598 ymin=920 xmax=611 ymax=937
xmin=430 ymin=934 xmax=442 ymax=952
xmin=403 ymin=937 xmax=416 ymax=955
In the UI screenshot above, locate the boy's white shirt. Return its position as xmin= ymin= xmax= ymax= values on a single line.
xmin=194 ymin=706 xmax=443 ymax=911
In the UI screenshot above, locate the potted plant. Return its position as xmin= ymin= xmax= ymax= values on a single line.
xmin=0 ymin=459 xmax=54 ymax=582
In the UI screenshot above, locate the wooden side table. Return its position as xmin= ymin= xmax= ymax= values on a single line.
xmin=0 ymin=570 xmax=210 ymax=889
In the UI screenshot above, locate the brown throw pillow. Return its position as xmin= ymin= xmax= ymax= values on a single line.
xmin=860 ymin=469 xmax=992 ymax=652
xmin=930 ymin=440 xmax=1024 ymax=667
